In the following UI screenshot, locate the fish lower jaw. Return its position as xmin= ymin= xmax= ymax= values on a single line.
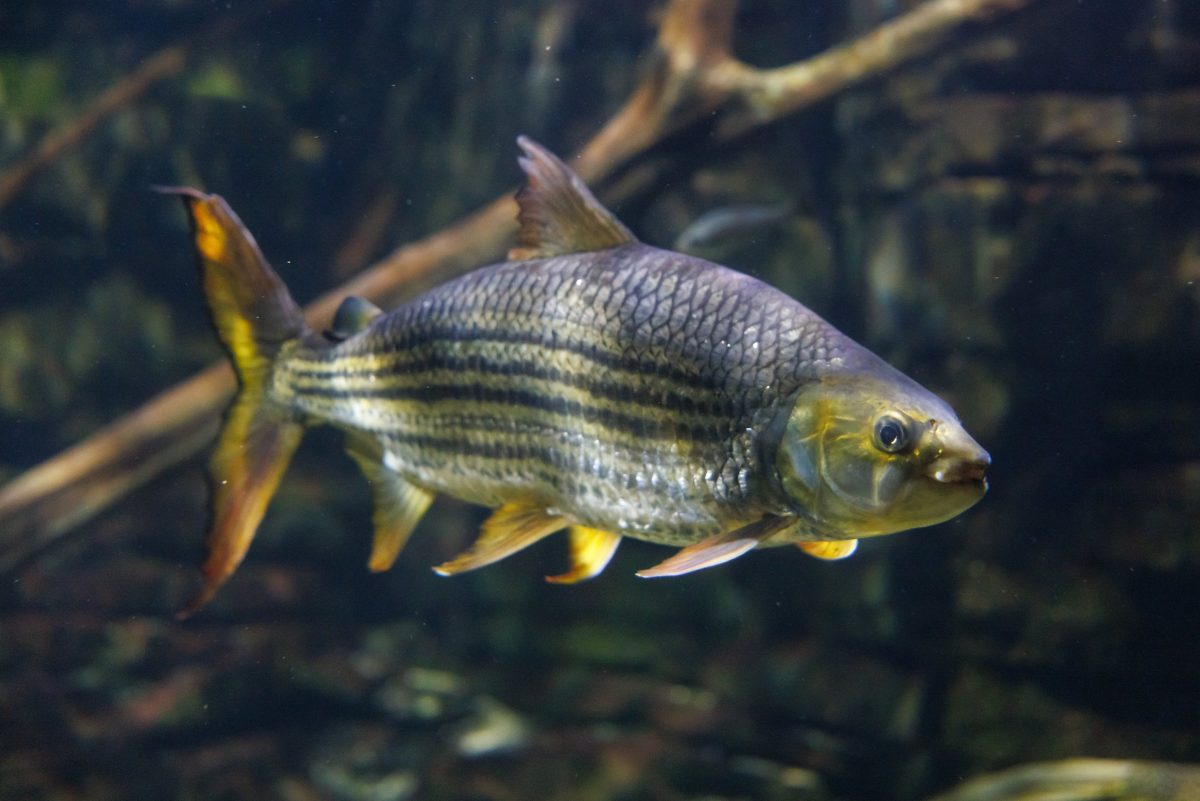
xmin=926 ymin=460 xmax=988 ymax=486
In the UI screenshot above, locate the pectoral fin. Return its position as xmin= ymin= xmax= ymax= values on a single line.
xmin=434 ymin=501 xmax=567 ymax=575
xmin=345 ymin=437 xmax=435 ymax=572
xmin=797 ymin=539 xmax=858 ymax=560
xmin=545 ymin=526 xmax=621 ymax=584
xmin=636 ymin=517 xmax=792 ymax=578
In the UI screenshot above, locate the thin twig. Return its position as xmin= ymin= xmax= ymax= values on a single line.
xmin=0 ymin=47 xmax=187 ymax=214
xmin=0 ymin=0 xmax=292 ymax=214
xmin=331 ymin=189 xmax=399 ymax=279
xmin=927 ymin=759 xmax=1200 ymax=801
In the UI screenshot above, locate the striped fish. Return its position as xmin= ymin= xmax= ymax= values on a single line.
xmin=168 ymin=137 xmax=989 ymax=615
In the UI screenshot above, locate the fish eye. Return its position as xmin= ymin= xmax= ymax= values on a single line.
xmin=873 ymin=414 xmax=911 ymax=454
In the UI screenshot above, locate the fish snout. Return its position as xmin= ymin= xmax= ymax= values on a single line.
xmin=926 ymin=429 xmax=990 ymax=486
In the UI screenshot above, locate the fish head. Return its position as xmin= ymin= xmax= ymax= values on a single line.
xmin=773 ymin=369 xmax=989 ymax=538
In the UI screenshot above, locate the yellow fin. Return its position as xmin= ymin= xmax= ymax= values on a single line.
xmin=164 ymin=187 xmax=310 ymax=618
xmin=179 ymin=395 xmax=303 ymax=618
xmin=636 ymin=517 xmax=792 ymax=579
xmin=545 ymin=526 xmax=621 ymax=585
xmin=345 ymin=437 xmax=436 ymax=572
xmin=433 ymin=501 xmax=567 ymax=576
xmin=158 ymin=187 xmax=307 ymax=387
xmin=797 ymin=539 xmax=858 ymax=561
xmin=507 ymin=135 xmax=637 ymax=260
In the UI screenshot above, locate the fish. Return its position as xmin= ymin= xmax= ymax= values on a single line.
xmin=523 ymin=1 xmax=576 ymax=131
xmin=672 ymin=202 xmax=792 ymax=254
xmin=166 ymin=136 xmax=989 ymax=616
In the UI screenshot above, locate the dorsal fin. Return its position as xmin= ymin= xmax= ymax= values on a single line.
xmin=508 ymin=135 xmax=637 ymax=261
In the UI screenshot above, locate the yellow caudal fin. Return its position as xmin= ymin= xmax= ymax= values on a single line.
xmin=163 ymin=188 xmax=312 ymax=617
xmin=179 ymin=396 xmax=303 ymax=618
xmin=163 ymin=188 xmax=309 ymax=388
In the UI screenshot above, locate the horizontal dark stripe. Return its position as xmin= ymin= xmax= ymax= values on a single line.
xmin=368 ymin=429 xmax=693 ymax=501
xmin=362 ymin=409 xmax=700 ymax=487
xmin=303 ymin=322 xmax=735 ymax=394
xmin=296 ymin=381 xmax=730 ymax=443
xmin=293 ymin=351 xmax=742 ymax=421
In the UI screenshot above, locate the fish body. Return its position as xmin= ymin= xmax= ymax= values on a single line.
xmin=169 ymin=137 xmax=989 ymax=614
xmin=284 ymin=244 xmax=850 ymax=545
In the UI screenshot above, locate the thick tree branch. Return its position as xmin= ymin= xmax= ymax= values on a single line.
xmin=0 ymin=0 xmax=1040 ymax=573
xmin=709 ymin=0 xmax=1039 ymax=137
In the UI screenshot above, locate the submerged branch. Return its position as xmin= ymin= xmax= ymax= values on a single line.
xmin=927 ymin=759 xmax=1200 ymax=801
xmin=0 ymin=0 xmax=1040 ymax=573
xmin=0 ymin=2 xmax=290 ymax=215
xmin=0 ymin=46 xmax=188 ymax=214
xmin=710 ymin=0 xmax=1039 ymax=137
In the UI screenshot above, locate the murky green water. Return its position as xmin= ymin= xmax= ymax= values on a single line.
xmin=1 ymin=2 xmax=1198 ymax=799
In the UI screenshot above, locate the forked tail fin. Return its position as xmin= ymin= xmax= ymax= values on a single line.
xmin=161 ymin=188 xmax=311 ymax=617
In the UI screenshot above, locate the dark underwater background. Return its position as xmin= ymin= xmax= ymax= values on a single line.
xmin=1 ymin=1 xmax=1198 ymax=799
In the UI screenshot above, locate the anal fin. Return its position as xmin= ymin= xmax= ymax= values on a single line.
xmin=797 ymin=539 xmax=858 ymax=560
xmin=346 ymin=437 xmax=435 ymax=572
xmin=434 ymin=501 xmax=567 ymax=576
xmin=545 ymin=526 xmax=621 ymax=585
xmin=636 ymin=516 xmax=792 ymax=579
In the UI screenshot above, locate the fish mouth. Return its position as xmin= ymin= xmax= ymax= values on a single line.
xmin=926 ymin=454 xmax=990 ymax=489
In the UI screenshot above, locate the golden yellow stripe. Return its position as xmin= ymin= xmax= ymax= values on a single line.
xmin=285 ymin=345 xmax=733 ymax=427
xmin=289 ymin=388 xmax=716 ymax=468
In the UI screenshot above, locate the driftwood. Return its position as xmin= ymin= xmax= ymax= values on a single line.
xmin=927 ymin=759 xmax=1200 ymax=801
xmin=0 ymin=0 xmax=1040 ymax=573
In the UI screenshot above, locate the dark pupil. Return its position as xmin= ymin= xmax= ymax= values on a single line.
xmin=880 ymin=423 xmax=900 ymax=445
xmin=878 ymin=419 xmax=902 ymax=450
